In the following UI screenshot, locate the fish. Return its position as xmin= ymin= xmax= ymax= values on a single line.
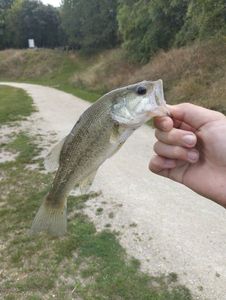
xmin=30 ymin=80 xmax=169 ymax=236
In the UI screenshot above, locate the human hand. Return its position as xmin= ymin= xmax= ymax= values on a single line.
xmin=149 ymin=103 xmax=226 ymax=208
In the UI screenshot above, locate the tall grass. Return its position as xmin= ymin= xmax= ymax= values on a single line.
xmin=71 ymin=39 xmax=226 ymax=113
xmin=0 ymin=39 xmax=225 ymax=112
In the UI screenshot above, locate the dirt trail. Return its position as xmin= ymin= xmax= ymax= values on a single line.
xmin=1 ymin=82 xmax=226 ymax=300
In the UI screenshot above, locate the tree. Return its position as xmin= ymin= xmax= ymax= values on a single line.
xmin=61 ymin=0 xmax=118 ymax=53
xmin=5 ymin=0 xmax=62 ymax=48
xmin=118 ymin=0 xmax=189 ymax=63
xmin=175 ymin=0 xmax=226 ymax=46
xmin=0 ymin=0 xmax=14 ymax=49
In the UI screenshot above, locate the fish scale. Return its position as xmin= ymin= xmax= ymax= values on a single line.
xmin=30 ymin=80 xmax=168 ymax=236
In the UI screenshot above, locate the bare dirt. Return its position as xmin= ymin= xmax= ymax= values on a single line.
xmin=1 ymin=82 xmax=226 ymax=300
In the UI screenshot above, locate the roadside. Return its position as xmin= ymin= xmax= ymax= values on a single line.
xmin=1 ymin=83 xmax=226 ymax=299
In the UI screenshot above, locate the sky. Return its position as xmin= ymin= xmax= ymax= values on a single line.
xmin=41 ymin=0 xmax=61 ymax=7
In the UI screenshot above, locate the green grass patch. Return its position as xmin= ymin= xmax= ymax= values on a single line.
xmin=0 ymin=85 xmax=34 ymax=124
xmin=5 ymin=132 xmax=40 ymax=164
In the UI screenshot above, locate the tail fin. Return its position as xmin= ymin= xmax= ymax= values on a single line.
xmin=30 ymin=200 xmax=67 ymax=237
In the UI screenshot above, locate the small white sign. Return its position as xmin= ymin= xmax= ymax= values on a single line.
xmin=28 ymin=39 xmax=35 ymax=48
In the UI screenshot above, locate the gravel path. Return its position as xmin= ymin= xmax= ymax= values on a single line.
xmin=1 ymin=82 xmax=226 ymax=300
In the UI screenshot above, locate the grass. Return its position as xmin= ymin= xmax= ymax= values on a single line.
xmin=0 ymin=88 xmax=193 ymax=299
xmin=5 ymin=132 xmax=40 ymax=164
xmin=129 ymin=39 xmax=226 ymax=114
xmin=77 ymin=39 xmax=226 ymax=114
xmin=1 ymin=40 xmax=226 ymax=113
xmin=0 ymin=85 xmax=35 ymax=124
xmin=0 ymin=133 xmax=192 ymax=299
xmin=0 ymin=49 xmax=101 ymax=102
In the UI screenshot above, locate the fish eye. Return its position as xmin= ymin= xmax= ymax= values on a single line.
xmin=136 ymin=86 xmax=147 ymax=95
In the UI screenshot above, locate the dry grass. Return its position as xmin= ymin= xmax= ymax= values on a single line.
xmin=72 ymin=39 xmax=226 ymax=113
xmin=72 ymin=48 xmax=138 ymax=92
xmin=0 ymin=48 xmax=101 ymax=101
xmin=0 ymin=39 xmax=226 ymax=112
xmin=130 ymin=39 xmax=226 ymax=111
xmin=0 ymin=49 xmax=63 ymax=79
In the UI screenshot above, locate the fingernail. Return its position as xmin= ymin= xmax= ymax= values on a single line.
xmin=183 ymin=134 xmax=196 ymax=146
xmin=187 ymin=150 xmax=199 ymax=162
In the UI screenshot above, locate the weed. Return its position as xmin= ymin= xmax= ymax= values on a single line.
xmin=96 ymin=207 xmax=103 ymax=215
xmin=168 ymin=272 xmax=178 ymax=283
xmin=108 ymin=211 xmax=114 ymax=218
xmin=129 ymin=222 xmax=138 ymax=227
xmin=105 ymin=223 xmax=111 ymax=228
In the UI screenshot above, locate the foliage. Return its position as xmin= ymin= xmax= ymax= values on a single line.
xmin=118 ymin=0 xmax=189 ymax=63
xmin=1 ymin=0 xmax=226 ymax=60
xmin=3 ymin=0 xmax=62 ymax=48
xmin=61 ymin=0 xmax=119 ymax=53
xmin=0 ymin=0 xmax=14 ymax=49
xmin=175 ymin=0 xmax=226 ymax=46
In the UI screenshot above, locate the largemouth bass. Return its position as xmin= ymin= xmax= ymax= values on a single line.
xmin=30 ymin=80 xmax=169 ymax=236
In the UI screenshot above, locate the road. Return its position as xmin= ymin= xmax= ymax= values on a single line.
xmin=1 ymin=82 xmax=226 ymax=299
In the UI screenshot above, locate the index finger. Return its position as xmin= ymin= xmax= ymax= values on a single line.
xmin=170 ymin=103 xmax=225 ymax=130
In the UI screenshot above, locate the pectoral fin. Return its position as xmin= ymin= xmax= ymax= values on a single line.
xmin=110 ymin=123 xmax=120 ymax=144
xmin=44 ymin=137 xmax=66 ymax=172
xmin=110 ymin=123 xmax=133 ymax=145
xmin=79 ymin=171 xmax=97 ymax=194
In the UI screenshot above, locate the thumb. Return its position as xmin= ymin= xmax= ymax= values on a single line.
xmin=170 ymin=103 xmax=224 ymax=130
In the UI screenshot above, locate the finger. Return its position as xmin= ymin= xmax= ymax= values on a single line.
xmin=169 ymin=103 xmax=225 ymax=130
xmin=155 ymin=128 xmax=197 ymax=148
xmin=149 ymin=155 xmax=176 ymax=175
xmin=154 ymin=141 xmax=199 ymax=163
xmin=149 ymin=155 xmax=189 ymax=181
xmin=154 ymin=116 xmax=173 ymax=132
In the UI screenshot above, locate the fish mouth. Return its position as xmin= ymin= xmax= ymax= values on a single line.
xmin=146 ymin=79 xmax=170 ymax=117
xmin=148 ymin=104 xmax=170 ymax=117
